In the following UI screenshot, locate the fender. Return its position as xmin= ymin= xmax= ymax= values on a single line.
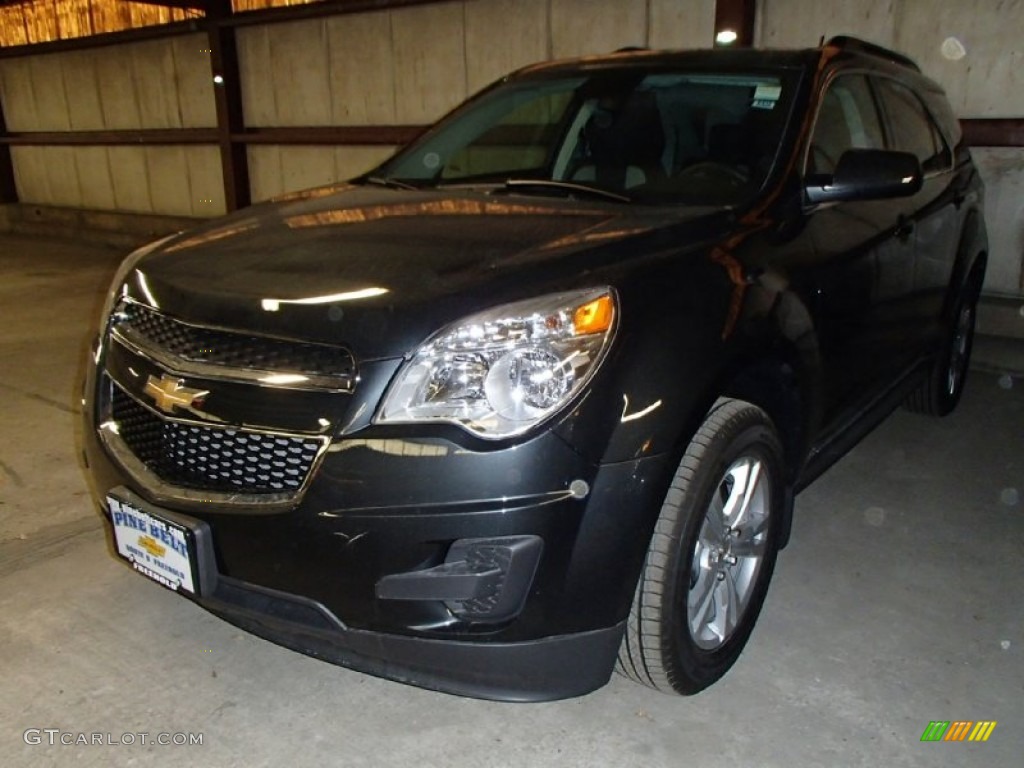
xmin=943 ymin=206 xmax=988 ymax=320
xmin=553 ymin=253 xmax=823 ymax=555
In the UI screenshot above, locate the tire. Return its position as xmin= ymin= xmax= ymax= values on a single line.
xmin=904 ymin=273 xmax=980 ymax=417
xmin=617 ymin=398 xmax=786 ymax=695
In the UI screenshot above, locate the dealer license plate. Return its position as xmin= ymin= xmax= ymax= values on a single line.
xmin=108 ymin=495 xmax=197 ymax=594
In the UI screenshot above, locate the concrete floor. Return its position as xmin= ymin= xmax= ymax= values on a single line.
xmin=1 ymin=233 xmax=1021 ymax=768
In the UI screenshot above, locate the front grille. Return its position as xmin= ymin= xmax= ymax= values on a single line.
xmin=115 ymin=301 xmax=355 ymax=379
xmin=111 ymin=384 xmax=323 ymax=494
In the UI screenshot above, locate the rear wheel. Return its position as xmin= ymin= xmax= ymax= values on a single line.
xmin=905 ymin=273 xmax=981 ymax=417
xmin=617 ymin=399 xmax=786 ymax=694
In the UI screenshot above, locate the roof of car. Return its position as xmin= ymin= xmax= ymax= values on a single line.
xmin=513 ymin=36 xmax=923 ymax=79
xmin=515 ymin=47 xmax=820 ymax=76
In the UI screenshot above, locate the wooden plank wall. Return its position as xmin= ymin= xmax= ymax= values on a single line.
xmin=0 ymin=0 xmax=714 ymax=212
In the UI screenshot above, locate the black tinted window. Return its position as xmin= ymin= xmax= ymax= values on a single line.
xmin=876 ymin=79 xmax=951 ymax=173
xmin=374 ymin=70 xmax=797 ymax=205
xmin=808 ymin=75 xmax=886 ymax=175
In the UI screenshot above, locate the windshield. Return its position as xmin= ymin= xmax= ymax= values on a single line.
xmin=370 ymin=68 xmax=797 ymax=205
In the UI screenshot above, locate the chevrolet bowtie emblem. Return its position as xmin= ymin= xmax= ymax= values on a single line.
xmin=137 ymin=535 xmax=167 ymax=559
xmin=143 ymin=375 xmax=209 ymax=414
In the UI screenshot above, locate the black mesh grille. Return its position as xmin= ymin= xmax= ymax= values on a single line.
xmin=115 ymin=302 xmax=354 ymax=378
xmin=111 ymin=385 xmax=322 ymax=494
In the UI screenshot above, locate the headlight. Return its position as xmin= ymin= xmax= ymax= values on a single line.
xmin=98 ymin=233 xmax=178 ymax=331
xmin=377 ymin=288 xmax=617 ymax=438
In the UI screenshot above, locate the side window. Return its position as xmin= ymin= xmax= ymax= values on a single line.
xmin=808 ymin=75 xmax=886 ymax=175
xmin=875 ymin=79 xmax=951 ymax=174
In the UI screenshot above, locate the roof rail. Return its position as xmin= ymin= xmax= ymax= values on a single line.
xmin=825 ymin=35 xmax=921 ymax=71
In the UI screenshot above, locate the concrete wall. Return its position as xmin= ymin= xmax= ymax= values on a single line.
xmin=8 ymin=144 xmax=224 ymax=216
xmin=0 ymin=33 xmax=225 ymax=216
xmin=973 ymin=148 xmax=1024 ymax=296
xmin=247 ymin=145 xmax=396 ymax=202
xmin=758 ymin=0 xmax=1024 ymax=294
xmin=0 ymin=33 xmax=215 ymax=131
xmin=0 ymin=1 xmax=714 ymax=211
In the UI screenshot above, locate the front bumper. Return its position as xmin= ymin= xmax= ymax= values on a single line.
xmin=202 ymin=574 xmax=625 ymax=701
xmin=84 ymin=361 xmax=672 ymax=698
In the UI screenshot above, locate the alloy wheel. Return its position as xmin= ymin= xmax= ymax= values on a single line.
xmin=687 ymin=455 xmax=772 ymax=650
xmin=946 ymin=302 xmax=974 ymax=397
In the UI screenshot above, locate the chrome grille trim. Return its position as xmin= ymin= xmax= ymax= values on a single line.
xmin=110 ymin=299 xmax=356 ymax=393
xmin=99 ymin=377 xmax=331 ymax=510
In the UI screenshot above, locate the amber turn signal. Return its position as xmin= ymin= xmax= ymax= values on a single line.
xmin=573 ymin=295 xmax=615 ymax=335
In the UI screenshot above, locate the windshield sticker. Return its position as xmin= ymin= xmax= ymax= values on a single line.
xmin=752 ymin=84 xmax=782 ymax=110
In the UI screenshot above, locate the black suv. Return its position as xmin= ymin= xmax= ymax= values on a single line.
xmin=83 ymin=37 xmax=987 ymax=701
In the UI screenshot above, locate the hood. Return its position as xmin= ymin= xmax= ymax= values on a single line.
xmin=124 ymin=184 xmax=732 ymax=360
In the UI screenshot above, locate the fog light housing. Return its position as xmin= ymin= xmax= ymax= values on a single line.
xmin=375 ymin=535 xmax=543 ymax=623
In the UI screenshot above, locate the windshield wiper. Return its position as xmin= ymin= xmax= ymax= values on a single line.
xmin=503 ymin=179 xmax=631 ymax=203
xmin=363 ymin=176 xmax=420 ymax=191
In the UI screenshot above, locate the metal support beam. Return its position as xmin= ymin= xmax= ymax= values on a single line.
xmin=961 ymin=118 xmax=1024 ymax=148
xmin=0 ymin=128 xmax=219 ymax=145
xmin=0 ymin=92 xmax=18 ymax=204
xmin=127 ymin=0 xmax=210 ymax=10
xmin=713 ymin=0 xmax=756 ymax=47
xmin=207 ymin=0 xmax=250 ymax=211
xmin=236 ymin=125 xmax=425 ymax=146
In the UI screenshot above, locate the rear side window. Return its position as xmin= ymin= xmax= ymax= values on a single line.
xmin=808 ymin=75 xmax=886 ymax=175
xmin=875 ymin=79 xmax=952 ymax=174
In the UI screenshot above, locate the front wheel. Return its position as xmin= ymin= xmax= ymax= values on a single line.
xmin=617 ymin=399 xmax=786 ymax=695
xmin=905 ymin=273 xmax=981 ymax=417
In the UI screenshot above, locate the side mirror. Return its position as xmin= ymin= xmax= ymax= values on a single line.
xmin=805 ymin=149 xmax=923 ymax=205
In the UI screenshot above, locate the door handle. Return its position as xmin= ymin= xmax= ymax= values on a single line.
xmin=895 ymin=216 xmax=914 ymax=241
